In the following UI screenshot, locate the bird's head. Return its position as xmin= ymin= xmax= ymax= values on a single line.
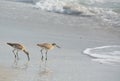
xmin=52 ymin=43 xmax=61 ymax=48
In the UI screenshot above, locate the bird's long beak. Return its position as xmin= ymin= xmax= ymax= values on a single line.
xmin=56 ymin=45 xmax=61 ymax=48
xmin=37 ymin=44 xmax=39 ymax=46
xmin=23 ymin=50 xmax=30 ymax=61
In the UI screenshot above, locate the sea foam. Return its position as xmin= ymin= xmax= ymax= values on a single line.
xmin=34 ymin=0 xmax=120 ymax=27
xmin=34 ymin=0 xmax=94 ymax=15
xmin=83 ymin=45 xmax=120 ymax=65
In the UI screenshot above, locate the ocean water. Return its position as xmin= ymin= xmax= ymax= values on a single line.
xmin=8 ymin=0 xmax=120 ymax=28
xmin=6 ymin=0 xmax=120 ymax=27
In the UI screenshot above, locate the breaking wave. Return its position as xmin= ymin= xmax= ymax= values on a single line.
xmin=34 ymin=0 xmax=120 ymax=27
xmin=83 ymin=45 xmax=120 ymax=65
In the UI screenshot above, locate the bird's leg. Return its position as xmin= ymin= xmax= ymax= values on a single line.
xmin=14 ymin=58 xmax=18 ymax=66
xmin=16 ymin=50 xmax=19 ymax=60
xmin=41 ymin=49 xmax=44 ymax=61
xmin=12 ymin=49 xmax=17 ymax=60
xmin=45 ymin=50 xmax=48 ymax=61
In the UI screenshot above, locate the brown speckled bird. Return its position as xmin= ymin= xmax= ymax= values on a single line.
xmin=7 ymin=43 xmax=30 ymax=61
xmin=37 ymin=43 xmax=60 ymax=60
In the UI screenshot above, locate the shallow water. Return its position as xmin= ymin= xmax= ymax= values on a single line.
xmin=6 ymin=0 xmax=120 ymax=28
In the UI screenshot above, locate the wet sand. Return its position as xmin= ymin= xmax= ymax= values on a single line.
xmin=0 ymin=65 xmax=18 ymax=81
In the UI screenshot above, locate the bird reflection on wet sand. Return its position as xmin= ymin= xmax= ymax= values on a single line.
xmin=36 ymin=61 xmax=53 ymax=81
xmin=12 ymin=59 xmax=29 ymax=70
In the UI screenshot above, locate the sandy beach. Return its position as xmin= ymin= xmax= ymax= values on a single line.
xmin=0 ymin=0 xmax=120 ymax=81
xmin=0 ymin=65 xmax=18 ymax=81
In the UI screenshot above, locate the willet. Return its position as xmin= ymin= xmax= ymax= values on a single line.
xmin=37 ymin=43 xmax=60 ymax=60
xmin=7 ymin=43 xmax=30 ymax=61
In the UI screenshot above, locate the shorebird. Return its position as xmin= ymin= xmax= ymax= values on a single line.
xmin=7 ymin=43 xmax=30 ymax=61
xmin=37 ymin=43 xmax=60 ymax=60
